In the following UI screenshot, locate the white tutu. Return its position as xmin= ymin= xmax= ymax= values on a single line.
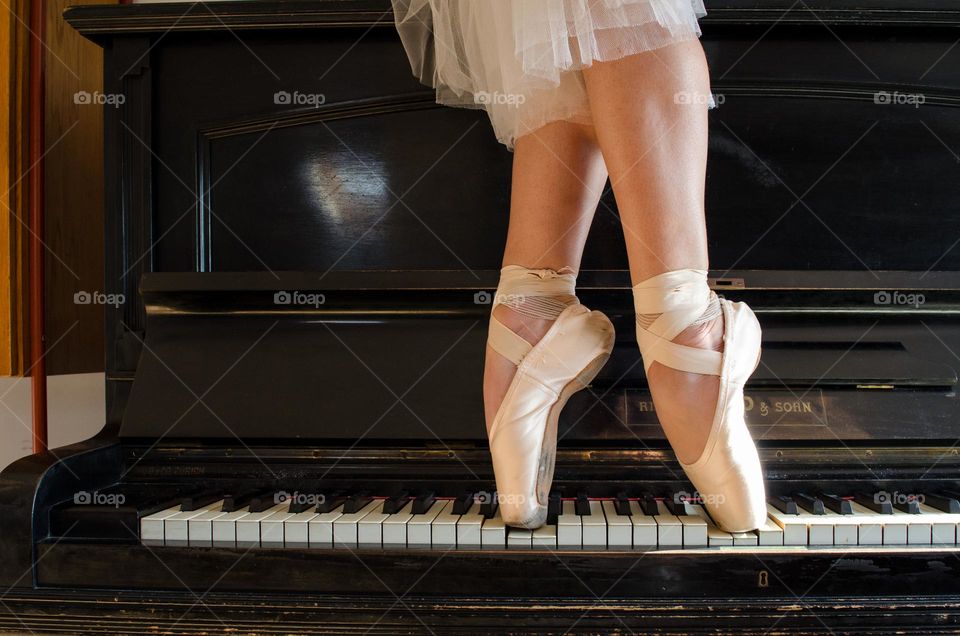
xmin=392 ymin=0 xmax=713 ymax=150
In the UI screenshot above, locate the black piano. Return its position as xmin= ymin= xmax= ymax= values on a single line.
xmin=2 ymin=0 xmax=960 ymax=632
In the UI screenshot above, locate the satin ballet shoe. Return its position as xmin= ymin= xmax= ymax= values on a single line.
xmin=634 ymin=269 xmax=766 ymax=533
xmin=487 ymin=302 xmax=615 ymax=529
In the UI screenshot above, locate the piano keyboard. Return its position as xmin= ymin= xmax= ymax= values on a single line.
xmin=137 ymin=491 xmax=960 ymax=550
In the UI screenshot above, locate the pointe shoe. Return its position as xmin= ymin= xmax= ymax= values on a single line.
xmin=634 ymin=270 xmax=766 ymax=533
xmin=488 ymin=302 xmax=615 ymax=529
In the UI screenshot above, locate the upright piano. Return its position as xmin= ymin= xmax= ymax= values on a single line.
xmin=2 ymin=0 xmax=960 ymax=632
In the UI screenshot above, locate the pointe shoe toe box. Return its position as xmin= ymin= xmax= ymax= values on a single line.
xmin=490 ymin=304 xmax=614 ymax=529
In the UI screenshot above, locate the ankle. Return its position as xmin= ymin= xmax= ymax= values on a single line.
xmin=491 ymin=304 xmax=555 ymax=347
xmin=673 ymin=314 xmax=724 ymax=353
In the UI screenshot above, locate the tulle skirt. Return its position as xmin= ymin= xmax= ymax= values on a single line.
xmin=391 ymin=0 xmax=713 ymax=150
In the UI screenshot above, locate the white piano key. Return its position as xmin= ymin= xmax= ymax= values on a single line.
xmin=731 ymin=531 xmax=759 ymax=547
xmin=557 ymin=501 xmax=582 ymax=549
xmin=654 ymin=501 xmax=683 ymax=547
xmin=507 ymin=526 xmax=533 ymax=548
xmin=601 ymin=501 xmax=632 ymax=548
xmin=871 ymin=508 xmax=908 ymax=546
xmin=627 ymin=501 xmax=657 ymax=547
xmin=308 ymin=505 xmax=346 ymax=547
xmin=407 ymin=499 xmax=447 ymax=547
xmin=847 ymin=502 xmax=882 ymax=545
xmin=671 ymin=502 xmax=708 ymax=548
xmin=382 ymin=502 xmax=415 ymax=547
xmin=756 ymin=519 xmax=784 ymax=546
xmin=211 ymin=509 xmax=253 ymax=548
xmin=140 ymin=505 xmax=182 ymax=546
xmin=187 ymin=503 xmax=228 ymax=546
xmin=236 ymin=503 xmax=287 ymax=548
xmin=456 ymin=502 xmax=484 ymax=549
xmin=687 ymin=505 xmax=733 ymax=547
xmin=480 ymin=510 xmax=506 ymax=549
xmin=888 ymin=508 xmax=931 ymax=545
xmin=357 ymin=501 xmax=391 ymax=547
xmin=164 ymin=502 xmax=224 ymax=547
xmin=766 ymin=504 xmax=808 ymax=546
xmin=798 ymin=510 xmax=834 ymax=546
xmin=333 ymin=500 xmax=382 ymax=548
xmin=532 ymin=523 xmax=557 ymax=549
xmin=261 ymin=506 xmax=300 ymax=547
xmin=917 ymin=503 xmax=957 ymax=544
xmin=282 ymin=510 xmax=318 ymax=547
xmin=831 ymin=518 xmax=859 ymax=546
xmin=581 ymin=501 xmax=607 ymax=548
xmin=431 ymin=500 xmax=461 ymax=549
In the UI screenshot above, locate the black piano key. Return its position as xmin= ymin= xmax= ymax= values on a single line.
xmin=768 ymin=495 xmax=798 ymax=515
xmin=663 ymin=496 xmax=685 ymax=516
xmin=574 ymin=492 xmax=590 ymax=516
xmin=614 ymin=492 xmax=632 ymax=516
xmin=818 ymin=493 xmax=853 ymax=515
xmin=639 ymin=494 xmax=659 ymax=517
xmin=221 ymin=490 xmax=261 ymax=513
xmin=546 ymin=492 xmax=561 ymax=526
xmin=343 ymin=491 xmax=374 ymax=514
xmin=316 ymin=491 xmax=348 ymax=513
xmin=179 ymin=491 xmax=222 ymax=512
xmin=855 ymin=492 xmax=893 ymax=514
xmin=794 ymin=493 xmax=825 ymax=515
xmin=288 ymin=493 xmax=319 ymax=514
xmin=451 ymin=491 xmax=475 ymax=515
xmin=925 ymin=492 xmax=960 ymax=514
xmin=412 ymin=491 xmax=437 ymax=515
xmin=249 ymin=492 xmax=281 ymax=513
xmin=383 ymin=491 xmax=413 ymax=515
xmin=479 ymin=492 xmax=499 ymax=519
xmin=894 ymin=496 xmax=921 ymax=514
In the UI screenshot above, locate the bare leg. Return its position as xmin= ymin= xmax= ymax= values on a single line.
xmin=483 ymin=120 xmax=608 ymax=435
xmin=581 ymin=40 xmax=722 ymax=463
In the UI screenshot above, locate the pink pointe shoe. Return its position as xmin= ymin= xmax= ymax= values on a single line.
xmin=633 ymin=269 xmax=767 ymax=533
xmin=486 ymin=266 xmax=615 ymax=529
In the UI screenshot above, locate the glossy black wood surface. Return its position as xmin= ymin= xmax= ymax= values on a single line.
xmin=58 ymin=0 xmax=960 ymax=428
